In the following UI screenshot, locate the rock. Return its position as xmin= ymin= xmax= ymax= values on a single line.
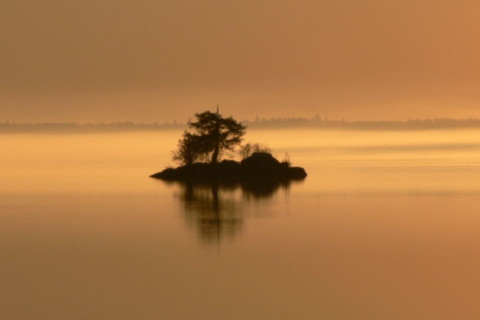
xmin=287 ymin=167 xmax=307 ymax=179
xmin=240 ymin=152 xmax=281 ymax=177
xmin=150 ymin=152 xmax=307 ymax=183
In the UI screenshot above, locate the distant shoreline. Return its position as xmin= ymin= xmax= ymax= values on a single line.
xmin=3 ymin=118 xmax=480 ymax=133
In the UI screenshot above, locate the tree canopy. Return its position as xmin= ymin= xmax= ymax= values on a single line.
xmin=172 ymin=109 xmax=246 ymax=165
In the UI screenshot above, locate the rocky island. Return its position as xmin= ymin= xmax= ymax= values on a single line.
xmin=150 ymin=108 xmax=307 ymax=184
xmin=150 ymin=152 xmax=307 ymax=182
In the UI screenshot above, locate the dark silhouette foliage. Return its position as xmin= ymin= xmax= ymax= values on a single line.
xmin=173 ymin=109 xmax=246 ymax=165
xmin=172 ymin=131 xmax=210 ymax=165
xmin=238 ymin=142 xmax=272 ymax=159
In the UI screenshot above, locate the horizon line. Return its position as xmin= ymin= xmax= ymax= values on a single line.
xmin=3 ymin=116 xmax=480 ymax=125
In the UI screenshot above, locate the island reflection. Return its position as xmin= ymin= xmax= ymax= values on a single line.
xmin=168 ymin=179 xmax=297 ymax=244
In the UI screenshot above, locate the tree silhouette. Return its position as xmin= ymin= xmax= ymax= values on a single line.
xmin=172 ymin=131 xmax=209 ymax=165
xmin=173 ymin=108 xmax=246 ymax=164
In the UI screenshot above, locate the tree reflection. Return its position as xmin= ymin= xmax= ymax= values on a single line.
xmin=173 ymin=179 xmax=296 ymax=244
xmin=179 ymin=183 xmax=242 ymax=244
xmin=241 ymin=179 xmax=290 ymax=199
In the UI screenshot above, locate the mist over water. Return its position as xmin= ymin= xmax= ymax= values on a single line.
xmin=2 ymin=129 xmax=480 ymax=319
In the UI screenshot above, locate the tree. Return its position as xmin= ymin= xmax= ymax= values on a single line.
xmin=172 ymin=108 xmax=246 ymax=164
xmin=172 ymin=131 xmax=208 ymax=165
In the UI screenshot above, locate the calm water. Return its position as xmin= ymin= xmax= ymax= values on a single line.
xmin=3 ymin=129 xmax=480 ymax=319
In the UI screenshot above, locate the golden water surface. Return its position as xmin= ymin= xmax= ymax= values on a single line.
xmin=2 ymin=129 xmax=480 ymax=319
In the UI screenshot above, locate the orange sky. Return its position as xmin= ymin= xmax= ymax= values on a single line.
xmin=2 ymin=0 xmax=480 ymax=122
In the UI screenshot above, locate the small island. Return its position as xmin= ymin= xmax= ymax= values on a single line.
xmin=150 ymin=108 xmax=307 ymax=184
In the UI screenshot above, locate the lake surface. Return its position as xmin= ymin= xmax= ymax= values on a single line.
xmin=3 ymin=129 xmax=480 ymax=319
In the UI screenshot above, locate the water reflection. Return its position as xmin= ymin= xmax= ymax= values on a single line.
xmin=179 ymin=183 xmax=242 ymax=244
xmin=171 ymin=180 xmax=296 ymax=244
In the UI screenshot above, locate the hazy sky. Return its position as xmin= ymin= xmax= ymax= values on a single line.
xmin=2 ymin=0 xmax=480 ymax=122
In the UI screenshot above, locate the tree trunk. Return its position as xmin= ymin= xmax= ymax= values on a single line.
xmin=211 ymin=143 xmax=219 ymax=163
xmin=210 ymin=115 xmax=221 ymax=163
